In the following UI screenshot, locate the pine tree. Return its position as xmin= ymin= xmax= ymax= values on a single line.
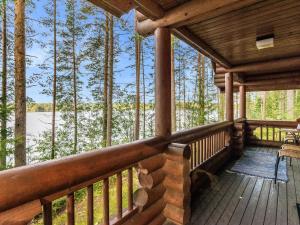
xmin=14 ymin=0 xmax=26 ymax=166
xmin=107 ymin=14 xmax=114 ymax=146
xmin=134 ymin=13 xmax=141 ymax=140
xmin=0 ymin=0 xmax=7 ymax=169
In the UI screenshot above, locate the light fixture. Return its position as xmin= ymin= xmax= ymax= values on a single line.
xmin=256 ymin=34 xmax=274 ymax=50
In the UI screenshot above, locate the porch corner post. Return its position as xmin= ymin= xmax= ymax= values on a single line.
xmin=155 ymin=27 xmax=171 ymax=137
xmin=239 ymin=85 xmax=246 ymax=119
xmin=225 ymin=72 xmax=233 ymax=121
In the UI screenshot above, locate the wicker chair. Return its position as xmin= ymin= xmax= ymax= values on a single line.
xmin=275 ymin=144 xmax=300 ymax=183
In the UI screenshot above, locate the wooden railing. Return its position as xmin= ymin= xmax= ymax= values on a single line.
xmin=171 ymin=122 xmax=232 ymax=171
xmin=0 ymin=137 xmax=166 ymax=225
xmin=246 ymin=120 xmax=298 ymax=147
xmin=0 ymin=121 xmax=234 ymax=225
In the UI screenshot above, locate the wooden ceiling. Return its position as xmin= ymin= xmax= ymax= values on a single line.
xmin=188 ymin=0 xmax=300 ymax=66
xmin=88 ymin=0 xmax=300 ymax=92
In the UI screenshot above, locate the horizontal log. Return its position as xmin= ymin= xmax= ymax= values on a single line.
xmin=148 ymin=213 xmax=166 ymax=225
xmin=163 ymin=203 xmax=191 ymax=225
xmin=0 ymin=200 xmax=41 ymax=225
xmin=134 ymin=184 xmax=166 ymax=212
xmin=216 ymin=56 xmax=300 ymax=74
xmin=122 ymin=198 xmax=166 ymax=225
xmin=164 ymin=188 xmax=190 ymax=209
xmin=139 ymin=168 xmax=165 ymax=189
xmin=165 ymin=143 xmax=191 ymax=161
xmin=138 ymin=154 xmax=165 ymax=174
xmin=136 ymin=0 xmax=248 ymax=35
xmin=136 ymin=11 xmax=148 ymax=22
xmin=0 ymin=136 xmax=166 ymax=212
xmin=164 ymin=175 xmax=190 ymax=194
xmin=163 ymin=159 xmax=190 ymax=178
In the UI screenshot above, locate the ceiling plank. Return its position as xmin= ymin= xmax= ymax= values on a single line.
xmin=173 ymin=27 xmax=231 ymax=68
xmin=136 ymin=0 xmax=256 ymax=35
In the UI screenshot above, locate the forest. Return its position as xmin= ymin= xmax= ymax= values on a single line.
xmin=0 ymin=0 xmax=300 ymax=170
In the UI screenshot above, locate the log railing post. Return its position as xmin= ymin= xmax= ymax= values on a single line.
xmin=225 ymin=72 xmax=233 ymax=122
xmin=163 ymin=143 xmax=191 ymax=225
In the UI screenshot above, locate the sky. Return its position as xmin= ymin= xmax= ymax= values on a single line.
xmin=25 ymin=0 xmax=155 ymax=103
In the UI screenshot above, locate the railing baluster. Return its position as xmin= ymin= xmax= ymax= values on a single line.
xmin=87 ymin=185 xmax=94 ymax=225
xmin=128 ymin=168 xmax=133 ymax=211
xmin=67 ymin=193 xmax=75 ymax=225
xmin=43 ymin=202 xmax=52 ymax=225
xmin=266 ymin=126 xmax=269 ymax=141
xmin=103 ymin=178 xmax=109 ymax=225
xmin=272 ymin=127 xmax=275 ymax=141
xmin=197 ymin=140 xmax=200 ymax=166
xmin=279 ymin=129 xmax=282 ymax=142
xmin=260 ymin=126 xmax=263 ymax=140
xmin=117 ymin=172 xmax=123 ymax=220
xmin=195 ymin=142 xmax=197 ymax=168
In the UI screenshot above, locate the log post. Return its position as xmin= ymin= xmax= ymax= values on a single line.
xmin=163 ymin=143 xmax=191 ymax=225
xmin=225 ymin=72 xmax=233 ymax=121
xmin=239 ymin=85 xmax=246 ymax=119
xmin=130 ymin=27 xmax=172 ymax=225
xmin=155 ymin=27 xmax=171 ymax=137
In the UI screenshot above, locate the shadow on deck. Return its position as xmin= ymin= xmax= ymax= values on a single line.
xmin=190 ymin=146 xmax=300 ymax=225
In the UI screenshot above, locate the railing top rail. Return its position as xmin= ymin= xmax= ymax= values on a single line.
xmin=246 ymin=120 xmax=298 ymax=127
xmin=0 ymin=136 xmax=165 ymax=212
xmin=169 ymin=121 xmax=233 ymax=143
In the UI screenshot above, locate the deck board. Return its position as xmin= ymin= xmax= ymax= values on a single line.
xmin=190 ymin=147 xmax=300 ymax=225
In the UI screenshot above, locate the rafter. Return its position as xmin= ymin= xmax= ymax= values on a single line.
xmin=133 ymin=0 xmax=164 ymax=20
xmin=173 ymin=27 xmax=231 ymax=68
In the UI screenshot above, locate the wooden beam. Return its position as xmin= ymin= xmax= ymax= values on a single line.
xmin=155 ymin=27 xmax=171 ymax=136
xmin=136 ymin=0 xmax=250 ymax=35
xmin=216 ymin=56 xmax=300 ymax=74
xmin=225 ymin=73 xmax=233 ymax=121
xmin=133 ymin=0 xmax=164 ymax=20
xmin=88 ymin=0 xmax=134 ymax=17
xmin=172 ymin=27 xmax=231 ymax=68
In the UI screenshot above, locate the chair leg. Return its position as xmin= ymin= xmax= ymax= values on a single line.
xmin=275 ymin=152 xmax=280 ymax=184
xmin=290 ymin=157 xmax=292 ymax=166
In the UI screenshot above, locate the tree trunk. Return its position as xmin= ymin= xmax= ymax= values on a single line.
xmin=71 ymin=0 xmax=78 ymax=154
xmin=14 ymin=0 xmax=26 ymax=166
xmin=1 ymin=0 xmax=7 ymax=169
xmin=102 ymin=13 xmax=109 ymax=147
xmin=171 ymin=35 xmax=176 ymax=132
xmin=107 ymin=14 xmax=114 ymax=146
xmin=198 ymin=53 xmax=205 ymax=125
xmin=141 ymin=41 xmax=146 ymax=139
xmin=134 ymin=13 xmax=140 ymax=140
xmin=51 ymin=0 xmax=57 ymax=159
xmin=261 ymin=92 xmax=266 ymax=120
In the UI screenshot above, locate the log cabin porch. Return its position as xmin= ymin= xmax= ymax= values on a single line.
xmin=1 ymin=0 xmax=300 ymax=225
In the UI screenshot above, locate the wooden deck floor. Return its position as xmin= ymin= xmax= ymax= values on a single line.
xmin=190 ymin=147 xmax=300 ymax=225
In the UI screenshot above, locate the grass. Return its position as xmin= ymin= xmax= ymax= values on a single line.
xmin=32 ymin=170 xmax=139 ymax=225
